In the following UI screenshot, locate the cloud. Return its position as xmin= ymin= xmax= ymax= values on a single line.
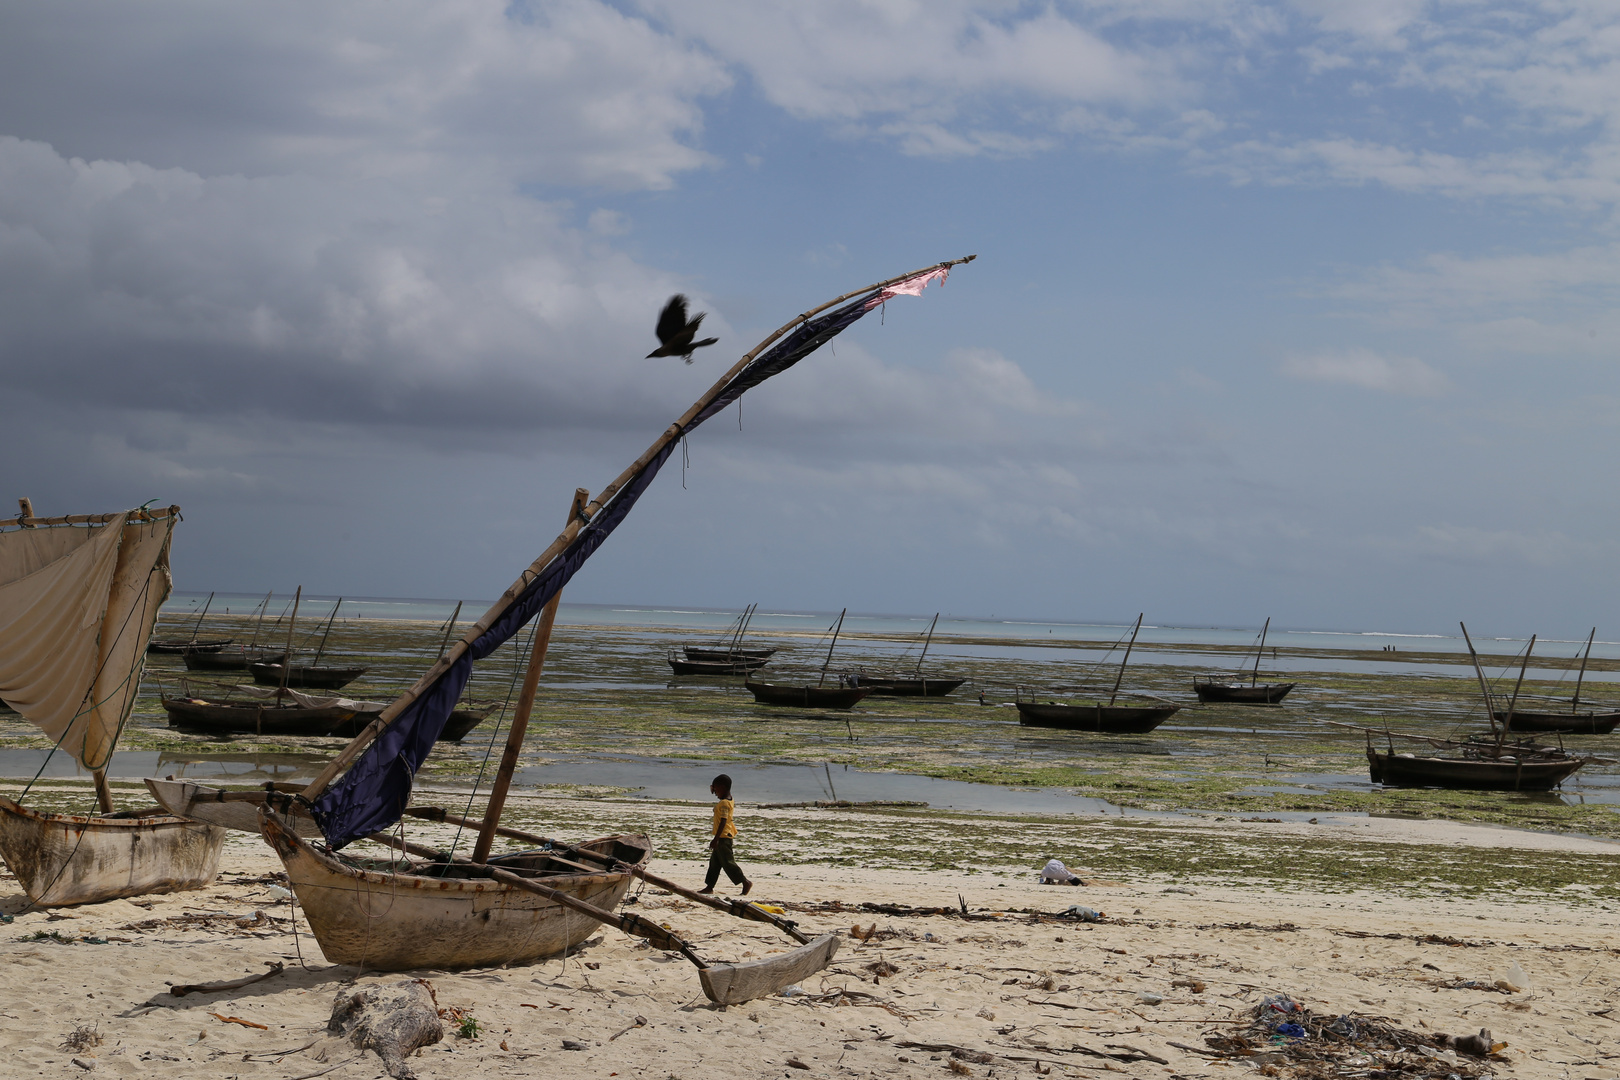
xmin=1280 ymin=349 xmax=1451 ymax=395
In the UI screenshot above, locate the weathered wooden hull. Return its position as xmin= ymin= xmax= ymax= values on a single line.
xmin=1367 ymin=749 xmax=1585 ymax=791
xmin=1495 ymin=710 xmax=1620 ymax=735
xmin=0 ymin=796 xmax=225 ymax=906
xmin=261 ymin=811 xmax=651 ymax=970
xmin=327 ymin=708 xmax=491 ymax=742
xmin=180 ymin=649 xmax=285 ymax=672
xmin=144 ymin=779 xmax=325 ymax=837
xmin=1015 ymin=701 xmax=1179 ymax=734
xmin=1193 ymin=681 xmax=1296 ymax=704
xmin=861 ymin=676 xmax=966 ymax=697
xmin=248 ymin=663 xmax=368 ymax=690
xmin=148 ymin=637 xmax=233 ymax=654
xmin=162 ymin=696 xmax=355 ymax=736
xmin=744 ymin=680 xmax=872 ymax=709
xmin=668 ymin=656 xmax=769 ymax=676
xmin=683 ymin=646 xmax=778 ymax=661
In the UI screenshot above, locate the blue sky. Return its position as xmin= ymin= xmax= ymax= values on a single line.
xmin=3 ymin=1 xmax=1617 ymax=637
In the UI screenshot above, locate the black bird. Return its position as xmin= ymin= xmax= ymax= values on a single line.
xmin=647 ymin=294 xmax=719 ymax=363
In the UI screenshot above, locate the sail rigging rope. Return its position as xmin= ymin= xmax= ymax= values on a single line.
xmin=445 ymin=618 xmax=539 ymax=862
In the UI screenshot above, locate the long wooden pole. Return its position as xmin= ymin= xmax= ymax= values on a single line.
xmin=1572 ymin=628 xmax=1596 ymax=713
xmin=435 ymin=601 xmax=464 ymax=662
xmin=916 ymin=613 xmax=939 ymax=675
xmin=278 ymin=588 xmax=302 ymax=698
xmin=246 ymin=592 xmax=272 ymax=653
xmin=1108 ymin=614 xmax=1143 ymax=706
xmin=818 ymin=608 xmax=847 ymax=688
xmin=1500 ymin=634 xmax=1535 ymax=749
xmin=190 ymin=591 xmax=214 ymax=641
xmin=8 ymin=505 xmax=180 ymax=529
xmin=299 ymin=255 xmax=975 ymax=802
xmin=1252 ymin=617 xmax=1271 ymax=686
xmin=311 ymin=598 xmax=342 ymax=668
xmin=470 ymin=490 xmax=587 ymax=863
xmin=1460 ymin=622 xmax=1497 ymax=732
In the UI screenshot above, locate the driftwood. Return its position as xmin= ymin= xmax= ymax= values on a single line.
xmin=328 ymin=981 xmax=444 ymax=1079
xmin=169 ymin=961 xmax=284 ymax=997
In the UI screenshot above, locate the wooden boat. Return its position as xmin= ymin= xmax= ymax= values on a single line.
xmin=1366 ymin=747 xmax=1585 ymax=790
xmin=1015 ymin=699 xmax=1179 ymax=734
xmin=0 ymin=796 xmax=225 ymax=906
xmin=1018 ymin=614 xmax=1178 ymax=733
xmin=182 ymin=648 xmax=284 ymax=672
xmin=161 ymin=694 xmax=359 ymax=737
xmin=669 ymin=652 xmax=770 ymax=676
xmin=1193 ymin=617 xmax=1296 ymax=704
xmin=249 ymin=661 xmax=367 ymax=689
xmin=149 ymin=590 xmax=234 ymax=653
xmin=1497 ymin=709 xmax=1620 ymax=735
xmin=745 ymin=678 xmax=872 ymax=708
xmin=183 ymin=259 xmax=967 ymax=994
xmin=680 ymin=603 xmax=778 ymax=663
xmin=744 ymin=609 xmax=872 ymax=709
xmin=0 ymin=502 xmax=225 ymax=905
xmin=862 ymin=613 xmax=966 ymax=697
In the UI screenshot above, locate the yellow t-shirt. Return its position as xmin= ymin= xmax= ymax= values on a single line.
xmin=711 ymin=798 xmax=737 ymax=839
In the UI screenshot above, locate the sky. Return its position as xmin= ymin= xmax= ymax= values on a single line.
xmin=3 ymin=0 xmax=1618 ymax=638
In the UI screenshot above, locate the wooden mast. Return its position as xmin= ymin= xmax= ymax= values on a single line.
xmin=1459 ymin=622 xmax=1497 ymax=734
xmin=1572 ymin=628 xmax=1596 ymax=714
xmin=245 ymin=591 xmax=272 ymax=654
xmin=299 ymin=255 xmax=976 ymax=803
xmin=278 ymin=588 xmax=302 ymax=699
xmin=1251 ymin=617 xmax=1271 ymax=686
xmin=435 ymin=601 xmax=464 ymax=662
xmin=1108 ymin=614 xmax=1144 ymax=706
xmin=310 ymin=598 xmax=342 ymax=668
xmin=915 ymin=613 xmax=939 ymax=676
xmin=471 ymin=489 xmax=588 ymax=864
xmin=818 ymin=609 xmax=847 ymax=688
xmin=190 ymin=591 xmax=214 ymax=643
xmin=1500 ymin=635 xmax=1535 ymax=748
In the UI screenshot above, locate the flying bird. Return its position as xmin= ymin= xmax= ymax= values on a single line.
xmin=647 ymin=294 xmax=719 ymax=363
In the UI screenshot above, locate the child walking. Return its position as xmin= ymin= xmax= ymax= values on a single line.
xmin=698 ymin=773 xmax=753 ymax=895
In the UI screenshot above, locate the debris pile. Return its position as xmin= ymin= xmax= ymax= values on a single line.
xmin=1200 ymin=994 xmax=1506 ymax=1078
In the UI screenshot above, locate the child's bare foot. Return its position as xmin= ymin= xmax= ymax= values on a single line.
xmin=697 ymin=886 xmax=714 ymax=894
xmin=741 ymin=879 xmax=753 ymax=896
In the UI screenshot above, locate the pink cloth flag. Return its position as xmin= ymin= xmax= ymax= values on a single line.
xmin=863 ymin=265 xmax=951 ymax=309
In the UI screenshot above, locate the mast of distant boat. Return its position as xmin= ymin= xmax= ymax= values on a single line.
xmin=1500 ymin=635 xmax=1535 ymax=750
xmin=818 ymin=608 xmax=847 ymax=688
xmin=1459 ymin=622 xmax=1497 ymax=735
xmin=1251 ymin=617 xmax=1271 ymax=687
xmin=245 ymin=591 xmax=272 ymax=655
xmin=311 ymin=598 xmax=343 ymax=668
xmin=1572 ymin=628 xmax=1596 ymax=714
xmin=435 ymin=601 xmax=464 ymax=662
xmin=278 ymin=587 xmax=302 ymax=700
xmin=915 ymin=613 xmax=939 ymax=676
xmin=1108 ymin=614 xmax=1144 ymax=706
xmin=190 ymin=591 xmax=214 ymax=644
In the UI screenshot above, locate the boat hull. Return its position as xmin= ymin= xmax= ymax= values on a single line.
xmin=861 ymin=677 xmax=966 ymax=697
xmin=1495 ymin=710 xmax=1620 ymax=735
xmin=683 ymin=646 xmax=778 ymax=662
xmin=0 ymin=796 xmax=225 ymax=906
xmin=327 ymin=708 xmax=491 ymax=742
xmin=162 ymin=696 xmax=356 ymax=737
xmin=181 ymin=649 xmax=285 ymax=672
xmin=1193 ymin=681 xmax=1296 ymax=705
xmin=1367 ymin=749 xmax=1584 ymax=791
xmin=261 ymin=811 xmax=650 ymax=970
xmin=1015 ymin=701 xmax=1179 ymax=734
xmin=668 ymin=656 xmax=769 ymax=676
xmin=148 ymin=637 xmax=233 ymax=654
xmin=145 ymin=779 xmax=324 ymax=837
xmin=744 ymin=680 xmax=872 ymax=709
xmin=248 ymin=663 xmax=368 ymax=690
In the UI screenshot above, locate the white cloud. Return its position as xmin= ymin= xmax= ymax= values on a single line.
xmin=1280 ymin=349 xmax=1451 ymax=395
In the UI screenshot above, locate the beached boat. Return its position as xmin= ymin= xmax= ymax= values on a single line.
xmin=744 ymin=609 xmax=873 ymax=708
xmin=149 ymin=590 xmax=235 ymax=653
xmin=1017 ymin=614 xmax=1179 ymax=733
xmin=680 ymin=604 xmax=779 ymax=664
xmin=861 ymin=615 xmax=966 ymax=696
xmin=684 ymin=646 xmax=777 ymax=661
xmin=1366 ymin=746 xmax=1584 ymax=790
xmin=1492 ymin=629 xmax=1617 ymax=734
xmin=248 ymin=661 xmax=367 ymax=689
xmin=184 ymin=647 xmax=285 ymax=672
xmin=1193 ymin=618 xmax=1296 ymax=704
xmin=669 ymin=651 xmax=771 ymax=676
xmin=0 ymin=502 xmax=225 ymax=905
xmin=161 ymin=694 xmax=361 ymax=737
xmin=167 ymin=260 xmax=966 ymax=993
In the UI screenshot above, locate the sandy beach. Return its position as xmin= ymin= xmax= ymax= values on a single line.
xmin=2 ymin=795 xmax=1615 ymax=1080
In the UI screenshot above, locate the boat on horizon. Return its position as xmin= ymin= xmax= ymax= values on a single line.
xmin=1193 ymin=617 xmax=1297 ymax=704
xmin=860 ymin=613 xmax=967 ymax=697
xmin=745 ymin=608 xmax=874 ymax=709
xmin=1016 ymin=613 xmax=1181 ymax=734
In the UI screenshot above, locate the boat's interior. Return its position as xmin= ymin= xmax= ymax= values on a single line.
xmin=334 ymin=835 xmax=650 ymax=881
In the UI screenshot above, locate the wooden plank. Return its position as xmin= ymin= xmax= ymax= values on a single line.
xmin=698 ymin=934 xmax=840 ymax=1006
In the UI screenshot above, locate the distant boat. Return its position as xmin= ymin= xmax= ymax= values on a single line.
xmin=162 ymin=694 xmax=362 ymax=737
xmin=746 ymin=608 xmax=873 ymax=709
xmin=1492 ymin=628 xmax=1618 ymax=734
xmin=147 ymin=590 xmax=235 ymax=653
xmin=678 ymin=603 xmax=779 ymax=665
xmin=668 ymin=651 xmax=770 ymax=676
xmin=181 ymin=591 xmax=283 ymax=670
xmin=1193 ymin=617 xmax=1296 ymax=704
xmin=1016 ymin=613 xmax=1180 ymax=734
xmin=247 ymin=595 xmax=367 ymax=690
xmin=861 ymin=614 xmax=967 ymax=697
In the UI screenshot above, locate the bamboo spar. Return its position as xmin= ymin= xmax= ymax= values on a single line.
xmin=1573 ymin=628 xmax=1596 ymax=713
xmin=1108 ymin=614 xmax=1144 ymax=706
xmin=298 ymin=255 xmax=976 ymax=802
xmin=818 ymin=608 xmax=847 ymax=688
xmin=1500 ymin=634 xmax=1535 ymax=749
xmin=471 ymin=489 xmax=587 ymax=864
xmin=1252 ymin=617 xmax=1271 ymax=686
xmin=1460 ymin=622 xmax=1496 ymax=731
xmin=278 ymin=588 xmax=303 ymax=698
xmin=916 ymin=613 xmax=939 ymax=675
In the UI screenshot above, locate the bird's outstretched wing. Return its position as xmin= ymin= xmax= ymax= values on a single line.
xmin=655 ymin=295 xmax=690 ymax=346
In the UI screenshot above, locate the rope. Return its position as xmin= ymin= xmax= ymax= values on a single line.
xmin=445 ymin=618 xmax=538 ymax=862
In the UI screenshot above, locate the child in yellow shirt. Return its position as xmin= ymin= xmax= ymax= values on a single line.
xmin=698 ymin=773 xmax=752 ymax=895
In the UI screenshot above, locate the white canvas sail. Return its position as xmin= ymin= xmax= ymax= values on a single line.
xmin=0 ymin=510 xmax=175 ymax=771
